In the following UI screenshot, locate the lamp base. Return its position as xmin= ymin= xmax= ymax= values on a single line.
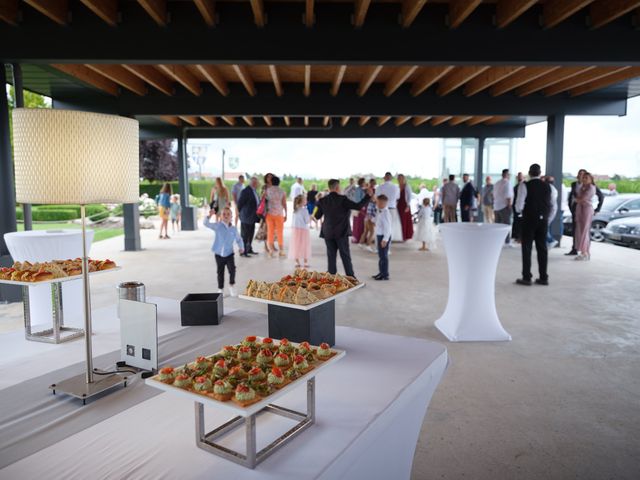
xmin=49 ymin=372 xmax=129 ymax=405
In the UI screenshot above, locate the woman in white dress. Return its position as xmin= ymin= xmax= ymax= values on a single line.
xmin=416 ymin=197 xmax=436 ymax=251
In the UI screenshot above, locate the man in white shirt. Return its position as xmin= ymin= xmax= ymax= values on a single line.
xmin=231 ymin=175 xmax=245 ymax=227
xmin=343 ymin=177 xmax=357 ymax=201
xmin=290 ymin=177 xmax=305 ymax=200
xmin=372 ymin=194 xmax=392 ymax=281
xmin=376 ymin=172 xmax=400 ymax=206
xmin=544 ymin=175 xmax=559 ymax=248
xmin=493 ymin=169 xmax=514 ymax=243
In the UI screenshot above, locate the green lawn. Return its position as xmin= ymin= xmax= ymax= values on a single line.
xmin=17 ymin=223 xmax=124 ymax=242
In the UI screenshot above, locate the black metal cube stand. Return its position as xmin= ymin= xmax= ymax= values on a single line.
xmin=268 ymin=300 xmax=335 ymax=346
xmin=181 ymin=293 xmax=223 ymax=326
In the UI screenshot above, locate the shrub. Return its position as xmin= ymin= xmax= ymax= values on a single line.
xmin=32 ymin=209 xmax=78 ymax=221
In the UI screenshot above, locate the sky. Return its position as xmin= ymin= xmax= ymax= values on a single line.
xmin=190 ymin=95 xmax=640 ymax=179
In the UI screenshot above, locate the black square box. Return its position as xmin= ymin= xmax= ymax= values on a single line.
xmin=180 ymin=293 xmax=223 ymax=326
xmin=268 ymin=300 xmax=335 ymax=346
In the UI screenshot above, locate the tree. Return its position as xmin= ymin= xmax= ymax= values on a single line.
xmin=7 ymin=85 xmax=50 ymax=147
xmin=139 ymin=139 xmax=179 ymax=181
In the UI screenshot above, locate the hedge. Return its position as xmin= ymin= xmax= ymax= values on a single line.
xmin=16 ymin=204 xmax=109 ymax=222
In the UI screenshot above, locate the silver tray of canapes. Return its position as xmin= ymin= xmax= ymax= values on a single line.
xmin=239 ymin=268 xmax=365 ymax=311
xmin=0 ymin=259 xmax=120 ymax=286
xmin=146 ymin=336 xmax=346 ymax=416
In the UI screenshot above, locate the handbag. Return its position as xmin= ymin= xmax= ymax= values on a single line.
xmin=255 ymin=220 xmax=267 ymax=241
xmin=256 ymin=195 xmax=267 ymax=218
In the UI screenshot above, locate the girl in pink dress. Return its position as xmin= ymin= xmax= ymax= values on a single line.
xmin=574 ymin=172 xmax=596 ymax=261
xmin=288 ymin=195 xmax=311 ymax=268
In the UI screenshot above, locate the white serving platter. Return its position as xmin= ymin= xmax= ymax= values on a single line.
xmin=238 ymin=281 xmax=365 ymax=311
xmin=146 ymin=338 xmax=346 ymax=417
xmin=0 ymin=266 xmax=122 ymax=287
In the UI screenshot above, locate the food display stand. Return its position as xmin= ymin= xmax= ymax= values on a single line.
xmin=0 ymin=267 xmax=121 ymax=343
xmin=239 ymin=282 xmax=365 ymax=346
xmin=146 ymin=339 xmax=346 ymax=469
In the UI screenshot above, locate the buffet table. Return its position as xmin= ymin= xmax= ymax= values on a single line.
xmin=0 ymin=299 xmax=448 ymax=479
xmin=3 ymin=229 xmax=94 ymax=342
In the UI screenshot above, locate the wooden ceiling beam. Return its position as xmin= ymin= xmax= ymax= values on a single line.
xmin=304 ymin=65 xmax=311 ymax=97
xmin=157 ymin=65 xmax=201 ymax=95
xmin=159 ymin=116 xmax=181 ymax=127
xmin=201 ymin=116 xmax=217 ymax=126
xmin=495 ymin=0 xmax=537 ymax=28
xmin=544 ymin=66 xmax=631 ymax=96
xmin=242 ymin=116 xmax=254 ymax=126
xmin=122 ymin=65 xmax=174 ymax=95
xmin=466 ymin=116 xmax=493 ymax=126
xmin=449 ymin=0 xmax=482 ymax=28
xmin=232 ymin=64 xmax=257 ymax=96
xmin=491 ymin=66 xmax=561 ymax=96
xmin=410 ymin=66 xmax=454 ymax=96
xmin=357 ymin=65 xmax=383 ymax=96
xmin=178 ymin=116 xmax=199 ymax=126
xmin=437 ymin=66 xmax=490 ymax=96
xmin=331 ymin=65 xmax=347 ymax=96
xmin=250 ymin=0 xmax=266 ymax=27
xmin=136 ymin=0 xmax=167 ymax=27
xmin=193 ymin=0 xmax=216 ymax=27
xmin=394 ymin=116 xmax=411 ymax=126
xmin=517 ymin=66 xmax=596 ymax=96
xmin=589 ymin=0 xmax=640 ymax=28
xmin=85 ymin=64 xmax=148 ymax=95
xmin=268 ymin=65 xmax=283 ymax=97
xmin=377 ymin=116 xmax=391 ymax=126
xmin=401 ymin=0 xmax=428 ymax=28
xmin=304 ymin=116 xmax=309 ymax=126
xmin=24 ymin=0 xmax=68 ymax=25
xmin=0 ymin=0 xmax=18 ymax=25
xmin=449 ymin=115 xmax=473 ymax=126
xmin=384 ymin=65 xmax=419 ymax=96
xmin=354 ymin=0 xmax=372 ymax=27
xmin=194 ymin=64 xmax=229 ymax=96
xmin=569 ymin=66 xmax=640 ymax=96
xmin=463 ymin=66 xmax=525 ymax=96
xmin=543 ymin=0 xmax=595 ymax=29
xmin=485 ymin=116 xmax=509 ymax=124
xmin=341 ymin=116 xmax=350 ymax=126
xmin=284 ymin=116 xmax=291 ymax=126
xmin=79 ymin=0 xmax=118 ymax=27
xmin=305 ymin=0 xmax=314 ymax=27
xmin=359 ymin=116 xmax=371 ymax=126
xmin=263 ymin=116 xmax=273 ymax=126
xmin=221 ymin=116 xmax=236 ymax=126
xmin=323 ymin=116 xmax=330 ymax=126
xmin=431 ymin=116 xmax=453 ymax=126
xmin=50 ymin=64 xmax=119 ymax=95
xmin=412 ymin=116 xmax=431 ymax=126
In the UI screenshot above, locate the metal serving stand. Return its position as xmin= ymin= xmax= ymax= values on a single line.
xmin=0 ymin=267 xmax=121 ymax=344
xmin=146 ymin=339 xmax=345 ymax=469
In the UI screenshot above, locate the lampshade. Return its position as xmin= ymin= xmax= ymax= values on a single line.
xmin=12 ymin=108 xmax=139 ymax=204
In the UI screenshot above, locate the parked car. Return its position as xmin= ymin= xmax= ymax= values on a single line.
xmin=601 ymin=216 xmax=640 ymax=249
xmin=562 ymin=194 xmax=640 ymax=242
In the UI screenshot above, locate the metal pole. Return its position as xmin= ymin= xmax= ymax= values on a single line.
xmin=475 ymin=137 xmax=485 ymax=223
xmin=0 ymin=65 xmax=17 ymax=257
xmin=545 ymin=115 xmax=565 ymax=242
xmin=80 ymin=205 xmax=94 ymax=383
xmin=221 ymin=148 xmax=225 ymax=180
xmin=11 ymin=64 xmax=32 ymax=231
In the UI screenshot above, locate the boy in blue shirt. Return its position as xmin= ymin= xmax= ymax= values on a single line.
xmin=204 ymin=206 xmax=244 ymax=297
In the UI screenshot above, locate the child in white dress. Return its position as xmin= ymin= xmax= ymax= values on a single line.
xmin=288 ymin=195 xmax=311 ymax=267
xmin=416 ymin=197 xmax=436 ymax=251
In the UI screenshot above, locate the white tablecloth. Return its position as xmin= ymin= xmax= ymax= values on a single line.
xmin=0 ymin=303 xmax=448 ymax=479
xmin=4 ymin=229 xmax=94 ymax=328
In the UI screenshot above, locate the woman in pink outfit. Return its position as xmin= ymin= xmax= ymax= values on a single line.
xmin=574 ymin=172 xmax=596 ymax=260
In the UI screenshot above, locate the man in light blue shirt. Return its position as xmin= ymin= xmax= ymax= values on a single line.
xmin=204 ymin=207 xmax=244 ymax=296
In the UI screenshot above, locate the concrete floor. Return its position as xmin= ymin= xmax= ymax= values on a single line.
xmin=1 ymin=216 xmax=639 ymax=479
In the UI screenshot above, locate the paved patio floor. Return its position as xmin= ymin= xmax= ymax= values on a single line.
xmin=1 ymin=216 xmax=639 ymax=479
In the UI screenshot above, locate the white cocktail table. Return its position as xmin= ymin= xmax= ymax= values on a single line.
xmin=435 ymin=223 xmax=512 ymax=342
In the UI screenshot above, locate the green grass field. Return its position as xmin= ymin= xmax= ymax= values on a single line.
xmin=17 ymin=223 xmax=124 ymax=243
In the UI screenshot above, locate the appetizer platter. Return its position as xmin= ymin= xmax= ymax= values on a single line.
xmin=239 ymin=268 xmax=365 ymax=311
xmin=0 ymin=258 xmax=119 ymax=286
xmin=146 ymin=335 xmax=345 ymax=417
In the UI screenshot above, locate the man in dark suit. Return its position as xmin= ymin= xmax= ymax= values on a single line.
xmin=459 ymin=173 xmax=477 ymax=222
xmin=515 ymin=164 xmax=552 ymax=286
xmin=236 ymin=176 xmax=260 ymax=257
xmin=565 ymin=169 xmax=604 ymax=255
xmin=314 ymin=179 xmax=371 ymax=278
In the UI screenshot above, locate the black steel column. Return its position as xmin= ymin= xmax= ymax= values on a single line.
xmin=178 ymin=133 xmax=197 ymax=230
xmin=123 ymin=203 xmax=142 ymax=251
xmin=0 ymin=65 xmax=21 ymax=302
xmin=11 ymin=64 xmax=32 ymax=230
xmin=475 ymin=137 xmax=485 ymax=223
xmin=545 ymin=115 xmax=565 ymax=242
